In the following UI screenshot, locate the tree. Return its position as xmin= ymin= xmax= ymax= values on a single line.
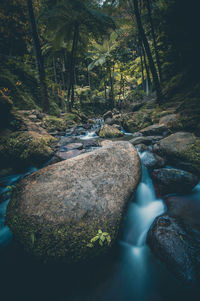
xmin=145 ymin=0 xmax=162 ymax=82
xmin=88 ymin=32 xmax=119 ymax=108
xmin=132 ymin=0 xmax=163 ymax=103
xmin=27 ymin=0 xmax=49 ymax=113
xmin=41 ymin=0 xmax=115 ymax=109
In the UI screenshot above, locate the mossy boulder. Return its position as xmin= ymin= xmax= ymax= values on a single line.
xmin=153 ymin=132 xmax=200 ymax=175
xmin=43 ymin=116 xmax=66 ymax=133
xmin=6 ymin=142 xmax=141 ymax=263
xmin=0 ymin=131 xmax=55 ymax=170
xmin=99 ymin=124 xmax=123 ymax=138
xmin=121 ymin=111 xmax=152 ymax=133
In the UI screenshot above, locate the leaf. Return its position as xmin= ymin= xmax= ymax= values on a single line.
xmin=87 ymin=243 xmax=94 ymax=248
xmin=91 ymin=236 xmax=99 ymax=243
xmin=100 ymin=235 xmax=105 ymax=242
xmin=103 ymin=232 xmax=109 ymax=236
xmin=99 ymin=240 xmax=103 ymax=247
xmin=98 ymin=229 xmax=102 ymax=234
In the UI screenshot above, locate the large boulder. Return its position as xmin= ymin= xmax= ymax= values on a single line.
xmin=99 ymin=124 xmax=123 ymax=138
xmin=6 ymin=141 xmax=141 ymax=262
xmin=153 ymin=132 xmax=200 ymax=175
xmin=152 ymin=168 xmax=199 ymax=196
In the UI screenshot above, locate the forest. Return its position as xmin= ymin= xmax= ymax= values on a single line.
xmin=0 ymin=0 xmax=200 ymax=301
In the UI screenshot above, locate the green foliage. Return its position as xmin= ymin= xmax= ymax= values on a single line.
xmin=87 ymin=229 xmax=111 ymax=248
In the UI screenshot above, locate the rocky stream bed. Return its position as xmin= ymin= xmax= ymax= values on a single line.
xmin=1 ymin=111 xmax=200 ymax=301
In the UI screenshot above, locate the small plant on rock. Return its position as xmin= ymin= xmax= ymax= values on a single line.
xmin=87 ymin=229 xmax=111 ymax=248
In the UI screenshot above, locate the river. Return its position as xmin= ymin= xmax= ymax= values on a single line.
xmin=0 ymin=122 xmax=200 ymax=301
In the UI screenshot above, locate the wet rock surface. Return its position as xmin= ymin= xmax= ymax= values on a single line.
xmin=152 ymin=168 xmax=199 ymax=196
xmin=147 ymin=214 xmax=200 ymax=285
xmin=140 ymin=151 xmax=166 ymax=171
xmin=129 ymin=135 xmax=163 ymax=146
xmin=6 ymin=141 xmax=141 ymax=263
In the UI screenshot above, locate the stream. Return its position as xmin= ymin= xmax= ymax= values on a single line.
xmin=0 ymin=120 xmax=200 ymax=301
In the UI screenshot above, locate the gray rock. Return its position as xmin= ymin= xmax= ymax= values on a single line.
xmin=153 ymin=132 xmax=200 ymax=175
xmin=147 ymin=214 xmax=200 ymax=285
xmin=129 ymin=136 xmax=163 ymax=146
xmin=6 ymin=141 xmax=141 ymax=263
xmin=140 ymin=151 xmax=166 ymax=171
xmin=152 ymin=168 xmax=199 ymax=196
xmin=135 ymin=144 xmax=148 ymax=152
xmin=65 ymin=143 xmax=83 ymax=150
xmin=140 ymin=124 xmax=169 ymax=136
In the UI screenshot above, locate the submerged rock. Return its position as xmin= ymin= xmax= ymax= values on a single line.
xmin=153 ymin=132 xmax=200 ymax=175
xmin=99 ymin=124 xmax=123 ymax=138
xmin=6 ymin=141 xmax=141 ymax=263
xmin=147 ymin=214 xmax=200 ymax=285
xmin=152 ymin=168 xmax=199 ymax=196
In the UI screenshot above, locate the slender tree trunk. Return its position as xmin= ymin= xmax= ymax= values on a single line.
xmin=108 ymin=64 xmax=115 ymax=109
xmin=132 ymin=0 xmax=163 ymax=103
xmin=139 ymin=47 xmax=145 ymax=91
xmin=27 ymin=0 xmax=49 ymax=113
xmin=142 ymin=44 xmax=151 ymax=89
xmin=53 ymin=56 xmax=58 ymax=84
xmin=67 ymin=23 xmax=79 ymax=109
xmin=146 ymin=0 xmax=162 ymax=81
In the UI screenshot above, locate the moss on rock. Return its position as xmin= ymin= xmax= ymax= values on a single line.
xmin=0 ymin=130 xmax=55 ymax=170
xmin=43 ymin=116 xmax=66 ymax=133
xmin=99 ymin=124 xmax=123 ymax=138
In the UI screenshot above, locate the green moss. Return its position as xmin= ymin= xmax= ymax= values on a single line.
xmin=99 ymin=125 xmax=123 ymax=138
xmin=43 ymin=116 xmax=66 ymax=132
xmin=0 ymin=131 xmax=54 ymax=169
xmin=121 ymin=110 xmax=152 ymax=133
xmin=179 ymin=139 xmax=200 ymax=174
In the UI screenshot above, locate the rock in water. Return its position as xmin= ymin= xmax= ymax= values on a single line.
xmin=6 ymin=142 xmax=141 ymax=262
xmin=99 ymin=124 xmax=123 ymax=138
xmin=147 ymin=214 xmax=200 ymax=285
xmin=152 ymin=168 xmax=199 ymax=196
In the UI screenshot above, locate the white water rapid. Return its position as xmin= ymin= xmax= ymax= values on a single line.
xmin=121 ymin=151 xmax=165 ymax=251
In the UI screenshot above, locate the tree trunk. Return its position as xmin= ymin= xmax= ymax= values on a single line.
xmin=27 ymin=0 xmax=49 ymax=113
xmin=132 ymin=0 xmax=163 ymax=103
xmin=53 ymin=56 xmax=58 ymax=84
xmin=139 ymin=46 xmax=145 ymax=91
xmin=142 ymin=44 xmax=151 ymax=89
xmin=108 ymin=64 xmax=115 ymax=109
xmin=146 ymin=0 xmax=162 ymax=81
xmin=67 ymin=23 xmax=79 ymax=109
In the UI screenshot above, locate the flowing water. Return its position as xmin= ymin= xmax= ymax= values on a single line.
xmin=0 ymin=124 xmax=200 ymax=301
